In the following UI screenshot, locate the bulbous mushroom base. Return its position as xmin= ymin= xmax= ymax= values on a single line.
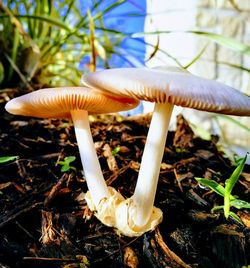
xmin=115 ymin=197 xmax=163 ymax=237
xmin=85 ymin=187 xmax=124 ymax=227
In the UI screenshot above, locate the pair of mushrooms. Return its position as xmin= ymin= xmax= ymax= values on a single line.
xmin=6 ymin=66 xmax=250 ymax=237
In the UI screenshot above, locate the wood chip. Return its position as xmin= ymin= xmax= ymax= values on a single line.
xmin=103 ymin=143 xmax=119 ymax=173
xmin=241 ymin=172 xmax=250 ymax=182
xmin=0 ymin=182 xmax=12 ymax=190
xmin=238 ymin=211 xmax=250 ymax=228
xmin=173 ymin=114 xmax=194 ymax=149
xmin=123 ymin=247 xmax=139 ymax=268
xmin=129 ymin=161 xmax=140 ymax=172
xmin=40 ymin=210 xmax=57 ymax=244
xmin=155 ymin=228 xmax=192 ymax=268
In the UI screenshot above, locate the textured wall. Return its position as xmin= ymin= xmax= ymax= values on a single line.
xmin=145 ymin=0 xmax=250 ymax=152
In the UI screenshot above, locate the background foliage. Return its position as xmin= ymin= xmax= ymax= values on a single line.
xmin=0 ymin=0 xmax=146 ymax=88
xmin=0 ymin=1 xmax=249 ymax=92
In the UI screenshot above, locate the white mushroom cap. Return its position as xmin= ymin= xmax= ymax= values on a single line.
xmin=81 ymin=67 xmax=250 ymax=116
xmin=5 ymin=86 xmax=139 ymax=118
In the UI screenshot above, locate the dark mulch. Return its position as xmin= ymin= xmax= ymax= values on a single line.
xmin=0 ymin=89 xmax=250 ymax=268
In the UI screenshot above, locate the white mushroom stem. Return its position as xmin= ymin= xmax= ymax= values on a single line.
xmin=132 ymin=102 xmax=174 ymax=227
xmin=70 ymin=110 xmax=110 ymax=207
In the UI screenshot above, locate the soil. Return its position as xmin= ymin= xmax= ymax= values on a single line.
xmin=0 ymin=89 xmax=250 ymax=268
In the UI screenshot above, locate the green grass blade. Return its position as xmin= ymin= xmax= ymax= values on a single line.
xmin=88 ymin=10 xmax=97 ymax=72
xmin=0 ymin=62 xmax=4 ymax=84
xmin=131 ymin=30 xmax=250 ymax=56
xmin=136 ymin=38 xmax=183 ymax=67
xmin=7 ymin=27 xmax=20 ymax=81
xmin=224 ymin=154 xmax=247 ymax=218
xmin=62 ymin=0 xmax=75 ymax=22
xmin=228 ymin=211 xmax=243 ymax=225
xmin=22 ymin=1 xmax=34 ymax=38
xmin=195 ymin=178 xmax=226 ymax=197
xmin=216 ymin=115 xmax=250 ymax=133
xmin=107 ymin=11 xmax=146 ymax=18
xmin=189 ymin=31 xmax=250 ymax=56
xmin=0 ymin=14 xmax=73 ymax=31
xmin=218 ymin=61 xmax=250 ymax=73
xmin=184 ymin=42 xmax=209 ymax=69
xmin=4 ymin=53 xmax=29 ymax=86
xmin=230 ymin=199 xmax=250 ymax=209
xmin=211 ymin=205 xmax=224 ymax=213
xmin=145 ymin=35 xmax=160 ymax=62
xmin=93 ymin=0 xmax=126 ymax=21
xmin=228 ymin=0 xmax=242 ymax=11
xmin=0 ymin=156 xmax=19 ymax=163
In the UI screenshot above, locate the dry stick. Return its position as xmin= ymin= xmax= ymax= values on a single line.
xmin=106 ymin=164 xmax=131 ymax=186
xmin=42 ymin=173 xmax=71 ymax=244
xmin=40 ymin=210 xmax=56 ymax=244
xmin=155 ymin=228 xmax=191 ymax=268
xmin=0 ymin=202 xmax=42 ymax=229
xmin=92 ymin=236 xmax=140 ymax=264
xmin=173 ymin=168 xmax=184 ymax=192
xmin=23 ymin=257 xmax=79 ymax=263
xmin=44 ymin=173 xmax=69 ymax=208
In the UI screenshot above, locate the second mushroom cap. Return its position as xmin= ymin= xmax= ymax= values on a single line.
xmin=81 ymin=67 xmax=250 ymax=116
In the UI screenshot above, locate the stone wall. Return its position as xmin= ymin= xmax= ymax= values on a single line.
xmin=145 ymin=0 xmax=250 ymax=152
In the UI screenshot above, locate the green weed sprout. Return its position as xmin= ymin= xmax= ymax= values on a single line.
xmin=112 ymin=146 xmax=121 ymax=157
xmin=195 ymin=154 xmax=250 ymax=224
xmin=0 ymin=156 xmax=18 ymax=164
xmin=57 ymin=156 xmax=77 ymax=173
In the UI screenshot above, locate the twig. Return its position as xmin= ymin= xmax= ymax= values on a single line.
xmin=15 ymin=221 xmax=35 ymax=239
xmin=44 ymin=173 xmax=69 ymax=208
xmin=0 ymin=202 xmax=42 ymax=229
xmin=23 ymin=257 xmax=79 ymax=263
xmin=106 ymin=164 xmax=131 ymax=186
xmin=40 ymin=210 xmax=56 ymax=244
xmin=155 ymin=228 xmax=192 ymax=268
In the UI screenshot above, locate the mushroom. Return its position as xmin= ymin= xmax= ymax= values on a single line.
xmin=81 ymin=66 xmax=250 ymax=236
xmin=5 ymin=86 xmax=139 ymax=226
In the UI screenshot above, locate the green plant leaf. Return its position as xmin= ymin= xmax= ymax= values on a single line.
xmin=189 ymin=31 xmax=250 ymax=56
xmin=228 ymin=0 xmax=242 ymax=11
xmin=224 ymin=154 xmax=247 ymax=218
xmin=112 ymin=146 xmax=121 ymax=156
xmin=216 ymin=115 xmax=250 ymax=133
xmin=93 ymin=0 xmax=126 ymax=21
xmin=64 ymin=156 xmax=76 ymax=164
xmin=132 ymin=30 xmax=250 ymax=56
xmin=211 ymin=205 xmax=224 ymax=213
xmin=184 ymin=42 xmax=209 ymax=69
xmin=61 ymin=165 xmax=71 ymax=172
xmin=218 ymin=61 xmax=250 ymax=73
xmin=145 ymin=35 xmax=160 ymax=62
xmin=0 ymin=62 xmax=4 ymax=84
xmin=0 ymin=14 xmax=73 ymax=32
xmin=0 ymin=156 xmax=19 ymax=163
xmin=230 ymin=199 xmax=250 ymax=209
xmin=7 ymin=27 xmax=20 ymax=81
xmin=195 ymin=178 xmax=226 ymax=198
xmin=57 ymin=156 xmax=76 ymax=172
xmin=228 ymin=211 xmax=243 ymax=225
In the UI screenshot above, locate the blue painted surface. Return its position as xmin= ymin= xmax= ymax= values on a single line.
xmin=79 ymin=0 xmax=147 ymax=115
xmin=78 ymin=0 xmax=146 ymax=69
xmin=102 ymin=1 xmax=146 ymax=68
xmin=103 ymin=1 xmax=146 ymax=114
